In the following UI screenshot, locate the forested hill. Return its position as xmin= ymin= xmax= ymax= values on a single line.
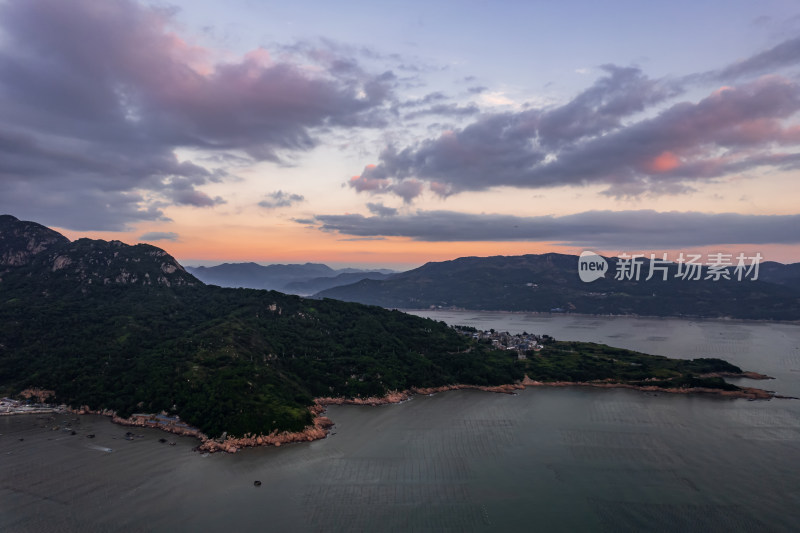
xmin=315 ymin=253 xmax=800 ymax=320
xmin=0 ymin=215 xmax=520 ymax=437
xmin=0 ymin=214 xmax=198 ymax=290
xmin=0 ymin=216 xmax=774 ymax=439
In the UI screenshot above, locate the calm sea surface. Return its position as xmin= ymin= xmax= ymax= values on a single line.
xmin=2 ymin=313 xmax=799 ymax=532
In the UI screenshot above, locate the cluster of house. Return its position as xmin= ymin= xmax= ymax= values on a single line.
xmin=454 ymin=327 xmax=546 ymax=359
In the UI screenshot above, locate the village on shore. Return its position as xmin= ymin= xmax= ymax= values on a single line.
xmin=452 ymin=325 xmax=546 ymax=359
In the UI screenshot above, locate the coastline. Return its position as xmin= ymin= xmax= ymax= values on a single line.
xmin=63 ymin=376 xmax=780 ymax=454
xmin=11 ymin=371 xmax=785 ymax=454
xmin=518 ymin=376 xmax=775 ymax=400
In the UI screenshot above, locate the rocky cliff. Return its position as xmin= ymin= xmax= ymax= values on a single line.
xmin=0 ymin=214 xmax=69 ymax=268
xmin=0 ymin=214 xmax=198 ymax=288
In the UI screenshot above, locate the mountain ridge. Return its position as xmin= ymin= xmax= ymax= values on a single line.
xmin=315 ymin=252 xmax=800 ymax=320
xmin=0 ymin=215 xmax=198 ymax=290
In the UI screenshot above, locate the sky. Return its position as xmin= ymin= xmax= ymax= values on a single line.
xmin=1 ymin=0 xmax=799 ymax=270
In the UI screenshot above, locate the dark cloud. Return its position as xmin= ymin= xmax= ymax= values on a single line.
xmin=0 ymin=0 xmax=393 ymax=229
xmin=0 ymin=187 xmax=167 ymax=231
xmin=713 ymin=36 xmax=800 ymax=81
xmin=537 ymin=65 xmax=681 ymax=148
xmin=139 ymin=231 xmax=179 ymax=242
xmin=349 ymin=170 xmax=423 ymax=203
xmin=366 ymin=202 xmax=398 ymax=216
xmin=349 ymin=37 xmax=800 ymax=202
xmin=309 ymin=209 xmax=800 ymax=248
xmin=258 ymin=190 xmax=305 ymax=209
xmin=404 ymin=103 xmax=480 ymax=120
xmin=467 ymin=86 xmax=488 ymax=94
xmin=400 ymin=92 xmax=448 ymax=107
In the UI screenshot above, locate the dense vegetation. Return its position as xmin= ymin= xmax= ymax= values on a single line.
xmin=0 ymin=282 xmax=525 ymax=437
xmin=524 ymin=341 xmax=741 ymax=390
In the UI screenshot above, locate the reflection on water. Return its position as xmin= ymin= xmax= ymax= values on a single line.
xmin=1 ymin=314 xmax=799 ymax=532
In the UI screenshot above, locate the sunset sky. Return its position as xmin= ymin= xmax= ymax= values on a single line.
xmin=1 ymin=0 xmax=799 ymax=270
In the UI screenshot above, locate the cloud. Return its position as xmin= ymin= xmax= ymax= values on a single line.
xmin=258 ymin=190 xmax=305 ymax=209
xmin=537 ymin=65 xmax=682 ymax=147
xmin=1 ymin=187 xmax=167 ymax=231
xmin=348 ymin=38 xmax=800 ymax=202
xmin=366 ymin=202 xmax=398 ymax=216
xmin=0 ymin=0 xmax=393 ymax=229
xmin=712 ymin=36 xmax=800 ymax=81
xmin=399 ymin=92 xmax=448 ymax=107
xmin=308 ymin=209 xmax=800 ymax=248
xmin=403 ymin=103 xmax=480 ymax=120
xmin=139 ymin=231 xmax=179 ymax=242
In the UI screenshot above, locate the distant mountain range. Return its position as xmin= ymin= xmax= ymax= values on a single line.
xmin=186 ymin=262 xmax=393 ymax=294
xmin=315 ymin=253 xmax=800 ymax=320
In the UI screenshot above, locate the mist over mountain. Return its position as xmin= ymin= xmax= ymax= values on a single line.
xmin=186 ymin=262 xmax=395 ymax=295
xmin=282 ymin=272 xmax=392 ymax=295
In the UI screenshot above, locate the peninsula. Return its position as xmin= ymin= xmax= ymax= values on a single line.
xmin=0 ymin=215 xmax=777 ymax=453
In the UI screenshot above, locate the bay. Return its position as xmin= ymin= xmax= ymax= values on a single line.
xmin=1 ymin=313 xmax=799 ymax=532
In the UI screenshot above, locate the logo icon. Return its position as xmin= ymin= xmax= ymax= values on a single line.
xmin=578 ymin=251 xmax=608 ymax=283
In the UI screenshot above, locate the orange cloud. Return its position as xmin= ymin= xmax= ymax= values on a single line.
xmin=711 ymin=86 xmax=734 ymax=97
xmin=647 ymin=151 xmax=681 ymax=173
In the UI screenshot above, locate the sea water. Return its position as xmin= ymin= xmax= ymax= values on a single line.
xmin=1 ymin=314 xmax=798 ymax=532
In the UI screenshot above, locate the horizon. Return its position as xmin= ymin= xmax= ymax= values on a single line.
xmin=10 ymin=211 xmax=798 ymax=272
xmin=1 ymin=1 xmax=799 ymax=267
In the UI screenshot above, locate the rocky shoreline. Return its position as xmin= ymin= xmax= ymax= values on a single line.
xmin=193 ymin=383 xmax=525 ymax=453
xmin=61 ymin=376 xmax=778 ymax=453
xmin=699 ymin=371 xmax=774 ymax=380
